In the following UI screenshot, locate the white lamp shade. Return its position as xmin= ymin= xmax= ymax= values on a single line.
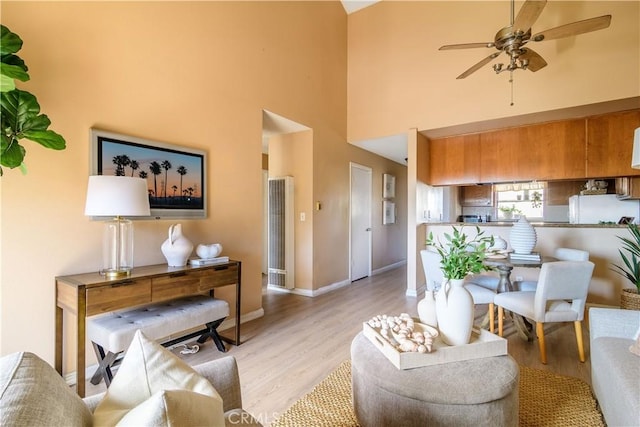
xmin=632 ymin=127 xmax=640 ymax=169
xmin=85 ymin=175 xmax=151 ymax=217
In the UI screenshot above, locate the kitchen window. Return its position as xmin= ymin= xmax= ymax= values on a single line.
xmin=495 ymin=182 xmax=545 ymax=221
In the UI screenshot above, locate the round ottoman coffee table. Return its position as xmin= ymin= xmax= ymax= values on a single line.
xmin=351 ymin=332 xmax=519 ymax=427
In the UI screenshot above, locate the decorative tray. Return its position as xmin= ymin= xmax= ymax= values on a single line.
xmin=363 ymin=321 xmax=507 ymax=370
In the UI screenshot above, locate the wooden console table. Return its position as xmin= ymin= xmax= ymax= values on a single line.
xmin=55 ymin=260 xmax=241 ymax=397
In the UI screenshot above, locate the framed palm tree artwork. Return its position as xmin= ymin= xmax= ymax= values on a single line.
xmin=90 ymin=129 xmax=207 ymax=219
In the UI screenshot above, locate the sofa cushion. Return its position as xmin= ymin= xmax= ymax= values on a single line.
xmin=591 ymin=336 xmax=640 ymax=426
xmin=117 ymin=389 xmax=224 ymax=426
xmin=93 ymin=330 xmax=224 ymax=427
xmin=0 ymin=352 xmax=92 ymax=427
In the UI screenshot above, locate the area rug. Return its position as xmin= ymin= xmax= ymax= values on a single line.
xmin=270 ymin=360 xmax=604 ymax=427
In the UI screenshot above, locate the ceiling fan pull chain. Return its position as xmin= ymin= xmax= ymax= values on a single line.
xmin=510 ymin=71 xmax=515 ymax=106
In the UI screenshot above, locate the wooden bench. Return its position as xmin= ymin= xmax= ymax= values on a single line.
xmin=86 ymin=295 xmax=229 ymax=386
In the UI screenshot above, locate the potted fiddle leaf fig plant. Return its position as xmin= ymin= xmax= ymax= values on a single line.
xmin=1 ymin=24 xmax=66 ymax=176
xmin=611 ymin=223 xmax=640 ymax=310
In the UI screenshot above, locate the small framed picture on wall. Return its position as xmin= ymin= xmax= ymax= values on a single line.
xmin=383 ymin=173 xmax=395 ymax=199
xmin=383 ymin=200 xmax=396 ymax=225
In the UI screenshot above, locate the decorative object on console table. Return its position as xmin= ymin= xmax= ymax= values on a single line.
xmin=161 ymin=224 xmax=193 ymax=267
xmin=196 ymin=243 xmax=223 ymax=259
xmin=509 ymin=215 xmax=537 ymax=255
xmin=426 ymin=225 xmax=494 ymax=345
xmin=611 ymin=222 xmax=640 ymax=310
xmin=84 ymin=175 xmax=150 ymax=278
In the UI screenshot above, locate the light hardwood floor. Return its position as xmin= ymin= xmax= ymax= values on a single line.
xmin=86 ymin=265 xmax=592 ymax=424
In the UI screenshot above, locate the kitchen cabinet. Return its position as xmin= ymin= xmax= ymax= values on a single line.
xmin=460 ymin=185 xmax=493 ymax=206
xmin=480 ymin=120 xmax=586 ymax=182
xmin=428 ymin=134 xmax=480 ymax=185
xmin=615 ymin=177 xmax=640 ymax=199
xmin=546 ymin=181 xmax=585 ymax=205
xmin=587 ymin=110 xmax=640 ymax=178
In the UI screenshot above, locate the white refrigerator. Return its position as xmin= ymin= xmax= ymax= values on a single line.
xmin=569 ymin=194 xmax=640 ymax=224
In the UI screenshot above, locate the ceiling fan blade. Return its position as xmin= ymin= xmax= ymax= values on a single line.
xmin=456 ymin=52 xmax=501 ymax=79
xmin=532 ymin=15 xmax=612 ymax=42
xmin=512 ymin=0 xmax=547 ymax=34
xmin=439 ymin=42 xmax=494 ymax=50
xmin=519 ymin=48 xmax=547 ymax=72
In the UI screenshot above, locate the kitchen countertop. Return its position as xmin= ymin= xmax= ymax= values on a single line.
xmin=431 ymin=222 xmax=630 ymax=228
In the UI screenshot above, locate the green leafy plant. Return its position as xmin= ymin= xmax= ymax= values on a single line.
xmin=426 ymin=225 xmax=494 ymax=280
xmin=611 ymin=223 xmax=640 ymax=292
xmin=499 ymin=205 xmax=521 ymax=214
xmin=1 ymin=25 xmax=65 ymax=176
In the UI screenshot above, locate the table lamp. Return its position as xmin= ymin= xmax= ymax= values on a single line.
xmin=632 ymin=127 xmax=640 ymax=169
xmin=85 ymin=175 xmax=151 ymax=278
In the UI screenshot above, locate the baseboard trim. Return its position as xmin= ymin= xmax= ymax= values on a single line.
xmin=64 ymin=307 xmax=266 ymax=387
xmin=268 ymin=261 xmax=407 ymax=298
xmin=372 ymin=260 xmax=406 ymax=276
xmin=406 ymin=284 xmax=425 ymax=298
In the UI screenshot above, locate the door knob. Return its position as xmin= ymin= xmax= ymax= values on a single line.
xmin=366 ymin=228 xmax=372 ymax=231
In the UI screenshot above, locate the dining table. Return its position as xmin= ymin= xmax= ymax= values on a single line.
xmin=483 ymin=253 xmax=558 ymax=341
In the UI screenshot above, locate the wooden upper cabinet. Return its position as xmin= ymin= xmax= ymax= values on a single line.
xmin=460 ymin=185 xmax=493 ymax=206
xmin=546 ymin=180 xmax=585 ymax=205
xmin=428 ymin=134 xmax=480 ymax=185
xmin=480 ymin=120 xmax=586 ymax=182
xmin=586 ymin=110 xmax=640 ymax=178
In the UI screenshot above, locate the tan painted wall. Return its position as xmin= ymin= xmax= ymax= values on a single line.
xmin=348 ymin=1 xmax=640 ymax=141
xmin=1 ymin=1 xmax=408 ymax=375
xmin=268 ymin=131 xmax=314 ymax=289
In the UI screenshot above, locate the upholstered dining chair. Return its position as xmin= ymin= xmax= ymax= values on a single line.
xmin=495 ymin=260 xmax=595 ymax=364
xmin=515 ymin=247 xmax=590 ymax=292
xmin=420 ymin=249 xmax=499 ymax=332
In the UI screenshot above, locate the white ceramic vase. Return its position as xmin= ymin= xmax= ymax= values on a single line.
xmin=435 ymin=278 xmax=474 ymax=346
xmin=510 ymin=215 xmax=537 ymax=254
xmin=196 ymin=243 xmax=222 ymax=259
xmin=161 ymin=224 xmax=193 ymax=267
xmin=417 ymin=290 xmax=438 ymax=328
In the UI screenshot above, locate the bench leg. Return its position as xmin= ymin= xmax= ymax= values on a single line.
xmin=197 ymin=318 xmax=227 ymax=353
xmin=90 ymin=342 xmax=119 ymax=386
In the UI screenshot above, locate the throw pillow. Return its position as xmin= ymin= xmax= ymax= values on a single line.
xmin=93 ymin=330 xmax=224 ymax=427
xmin=0 ymin=352 xmax=92 ymax=427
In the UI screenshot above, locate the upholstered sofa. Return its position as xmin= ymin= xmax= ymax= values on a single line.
xmin=589 ymin=307 xmax=640 ymax=427
xmin=1 ymin=348 xmax=262 ymax=426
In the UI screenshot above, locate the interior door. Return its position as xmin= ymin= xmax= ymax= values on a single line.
xmin=350 ymin=163 xmax=372 ymax=281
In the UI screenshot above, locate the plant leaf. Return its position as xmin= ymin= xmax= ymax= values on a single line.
xmin=0 ymin=74 xmax=15 ymax=92
xmin=1 ymin=89 xmax=41 ymax=133
xmin=0 ymin=25 xmax=23 ymax=56
xmin=0 ymin=135 xmax=26 ymax=169
xmin=22 ymin=129 xmax=66 ymax=150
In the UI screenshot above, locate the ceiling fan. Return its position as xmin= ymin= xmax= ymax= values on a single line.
xmin=439 ymin=0 xmax=612 ymax=80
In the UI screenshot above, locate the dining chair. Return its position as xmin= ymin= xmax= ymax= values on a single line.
xmin=495 ymin=260 xmax=595 ymax=364
xmin=515 ymin=247 xmax=590 ymax=292
xmin=420 ymin=249 xmax=499 ymax=332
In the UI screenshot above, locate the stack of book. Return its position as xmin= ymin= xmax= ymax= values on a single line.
xmin=189 ymin=256 xmax=230 ymax=266
xmin=509 ymin=252 xmax=541 ymax=262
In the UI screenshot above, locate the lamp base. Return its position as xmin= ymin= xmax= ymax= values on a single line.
xmin=101 ymin=268 xmax=132 ymax=279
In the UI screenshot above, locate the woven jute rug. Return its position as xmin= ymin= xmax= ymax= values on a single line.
xmin=270 ymin=360 xmax=604 ymax=427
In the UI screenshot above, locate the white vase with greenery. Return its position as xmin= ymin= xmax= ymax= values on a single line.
xmin=427 ymin=225 xmax=494 ymax=345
